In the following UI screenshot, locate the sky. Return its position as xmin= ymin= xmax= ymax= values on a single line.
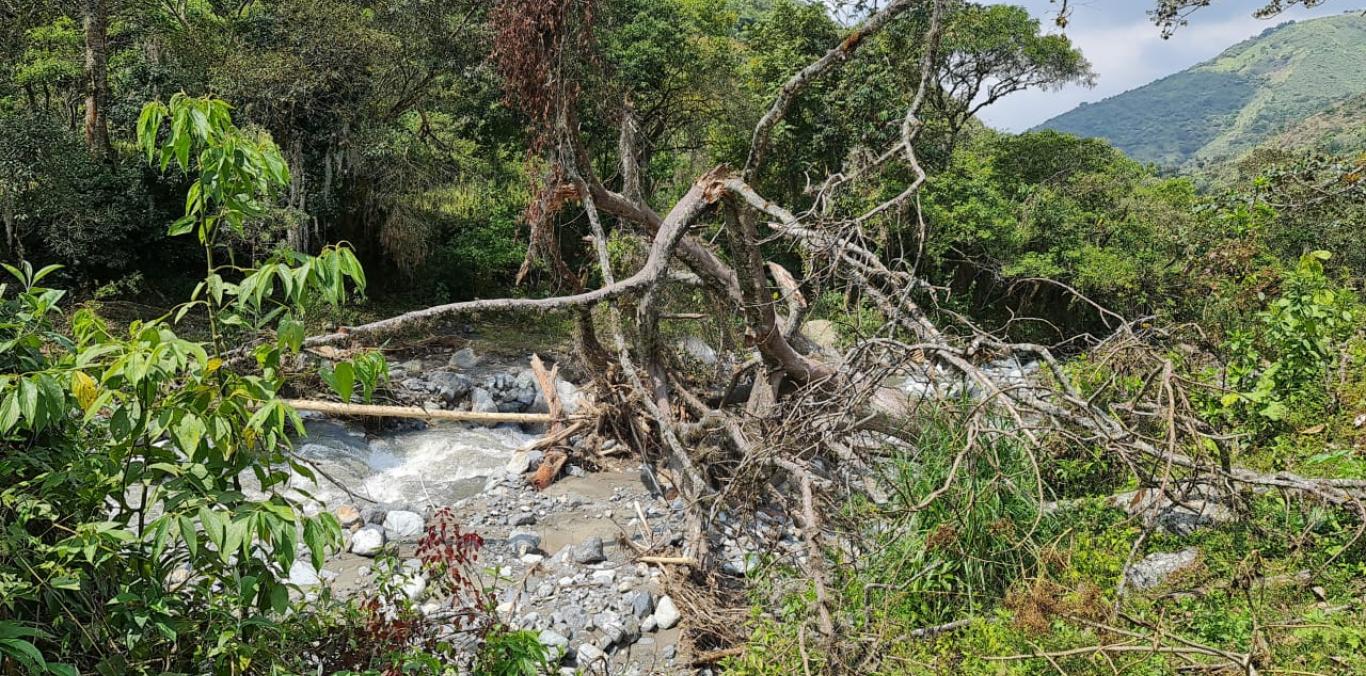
xmin=977 ymin=1 xmax=1365 ymax=131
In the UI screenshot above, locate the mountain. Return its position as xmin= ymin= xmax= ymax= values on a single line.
xmin=1034 ymin=13 xmax=1366 ymax=168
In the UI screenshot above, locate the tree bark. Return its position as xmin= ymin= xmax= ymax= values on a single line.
xmin=83 ymin=0 xmax=112 ymax=159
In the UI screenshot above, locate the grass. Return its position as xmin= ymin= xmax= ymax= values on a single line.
xmin=726 ymin=408 xmax=1366 ymax=674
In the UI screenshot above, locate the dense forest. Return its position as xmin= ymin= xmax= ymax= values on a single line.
xmin=1 ymin=0 xmax=1365 ymax=674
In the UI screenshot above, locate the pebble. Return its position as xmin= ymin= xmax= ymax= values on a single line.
xmin=591 ymin=569 xmax=617 ymax=585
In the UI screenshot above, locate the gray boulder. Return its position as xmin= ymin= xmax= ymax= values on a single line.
xmin=449 ymin=347 xmax=479 ymax=369
xmin=509 ymin=530 xmax=543 ymax=557
xmin=471 ymin=388 xmax=498 ymax=414
xmin=572 ymin=536 xmax=606 ymax=564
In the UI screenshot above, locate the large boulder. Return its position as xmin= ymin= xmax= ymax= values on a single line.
xmin=471 ymin=388 xmax=498 ymax=414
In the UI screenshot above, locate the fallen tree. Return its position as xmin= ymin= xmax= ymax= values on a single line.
xmin=268 ymin=0 xmax=1366 ymax=669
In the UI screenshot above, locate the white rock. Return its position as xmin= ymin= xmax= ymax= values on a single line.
xmin=576 ymin=643 xmax=606 ymax=666
xmin=288 ymin=560 xmax=321 ymax=587
xmin=521 ymin=553 xmax=545 ymax=565
xmin=350 ymin=525 xmax=385 ymax=557
xmin=506 ymin=450 xmax=538 ymax=474
xmin=401 ymin=575 xmax=428 ymax=601
xmin=653 ymin=595 xmax=680 ymax=629
xmin=591 ymin=569 xmax=617 ymax=585
xmin=539 ymin=629 xmax=570 ymax=649
xmin=676 ymin=336 xmax=718 ymax=366
xmin=383 ymin=510 xmax=425 ymax=541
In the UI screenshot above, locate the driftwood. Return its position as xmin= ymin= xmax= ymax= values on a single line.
xmin=280 ymin=399 xmax=556 ymax=425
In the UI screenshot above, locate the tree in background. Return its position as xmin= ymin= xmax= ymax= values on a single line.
xmin=81 ymin=0 xmax=112 ymax=158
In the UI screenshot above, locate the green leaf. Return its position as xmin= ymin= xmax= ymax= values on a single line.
xmin=178 ymin=515 xmax=199 ymax=560
xmin=17 ymin=378 xmax=38 ymax=424
xmin=173 ymin=414 xmax=206 ymax=454
xmin=268 ymin=582 xmax=288 ymax=615
xmin=277 ymin=317 xmax=304 ymax=353
xmin=0 ymin=395 xmax=20 ymax=433
xmin=1260 ymin=400 xmax=1289 ymax=421
xmin=320 ymin=362 xmax=356 ymax=403
xmin=199 ymin=506 xmax=226 ymax=551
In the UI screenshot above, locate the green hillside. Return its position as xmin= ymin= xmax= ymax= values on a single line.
xmin=1035 ymin=12 xmax=1366 ymax=168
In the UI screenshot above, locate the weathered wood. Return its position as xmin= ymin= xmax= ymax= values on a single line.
xmin=529 ymin=353 xmax=563 ymax=434
xmin=280 ymin=399 xmax=555 ymax=425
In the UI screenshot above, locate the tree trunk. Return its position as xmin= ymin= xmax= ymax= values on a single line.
xmin=82 ymin=0 xmax=112 ymax=159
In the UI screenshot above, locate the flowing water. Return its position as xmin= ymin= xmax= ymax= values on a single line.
xmin=257 ymin=416 xmax=537 ymax=512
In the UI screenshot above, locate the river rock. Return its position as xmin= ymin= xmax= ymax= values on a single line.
xmin=629 ymin=590 xmax=654 ymax=618
xmin=557 ymin=380 xmax=583 ymax=414
xmin=450 ymin=347 xmax=479 ymax=369
xmin=399 ymin=574 xmax=428 ymax=601
xmin=384 ymin=510 xmax=425 ymax=541
xmin=288 ymin=560 xmax=321 ymax=587
xmin=350 ymin=525 xmax=385 ymax=557
xmin=335 ymin=504 xmax=364 ymax=530
xmin=539 ymin=629 xmax=570 ymax=650
xmin=572 ymin=536 xmax=606 ymax=564
xmin=507 ymin=449 xmax=544 ymax=475
xmin=576 ymin=643 xmax=606 ymax=667
xmin=653 ymin=595 xmax=680 ymax=629
xmin=509 ymin=530 xmax=543 ymax=556
xmin=428 ymin=371 xmax=472 ymax=397
xmin=1109 ymin=488 xmax=1234 ymax=537
xmin=1124 ymin=548 xmax=1200 ymax=591
xmin=472 ymin=388 xmax=498 ymax=414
